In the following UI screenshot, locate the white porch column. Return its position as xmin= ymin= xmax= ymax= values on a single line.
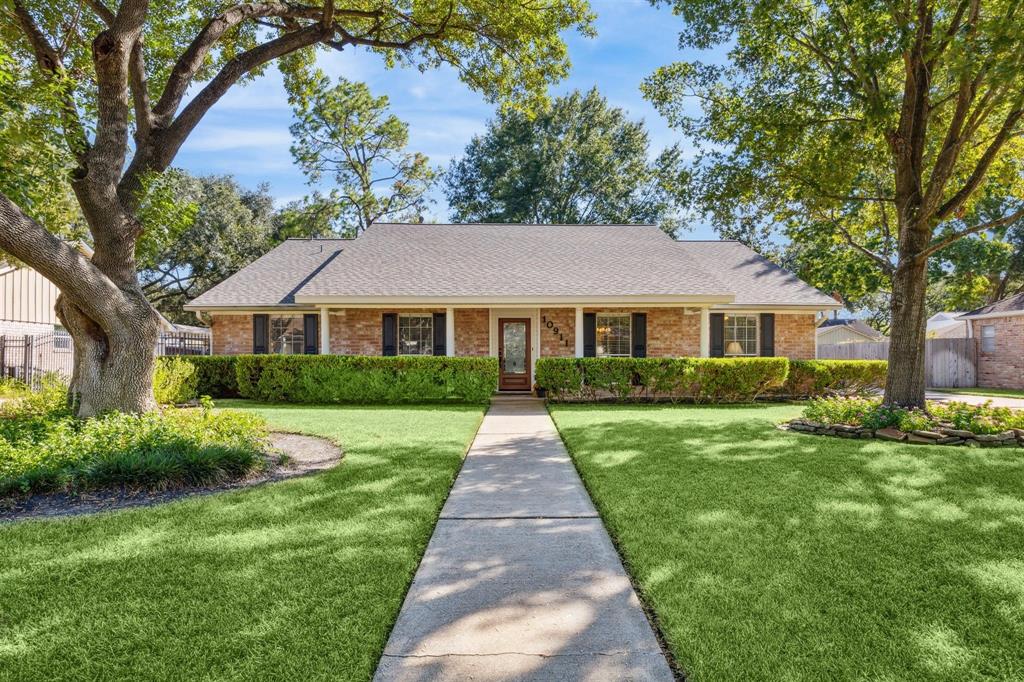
xmin=574 ymin=306 xmax=584 ymax=357
xmin=699 ymin=306 xmax=710 ymax=357
xmin=446 ymin=306 xmax=455 ymax=356
xmin=319 ymin=306 xmax=330 ymax=354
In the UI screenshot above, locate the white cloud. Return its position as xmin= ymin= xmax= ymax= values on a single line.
xmin=186 ymin=126 xmax=293 ymax=152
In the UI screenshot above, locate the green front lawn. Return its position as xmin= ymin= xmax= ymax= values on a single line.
xmin=0 ymin=402 xmax=483 ymax=681
xmin=932 ymin=387 xmax=1024 ymax=399
xmin=550 ymin=403 xmax=1024 ymax=681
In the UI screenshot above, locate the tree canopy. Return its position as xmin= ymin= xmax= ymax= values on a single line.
xmin=445 ymin=88 xmax=685 ymax=232
xmin=288 ymin=74 xmax=436 ymax=234
xmin=644 ymin=0 xmax=1024 ymax=406
xmin=0 ymin=0 xmax=593 ymax=415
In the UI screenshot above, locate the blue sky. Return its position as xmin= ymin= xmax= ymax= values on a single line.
xmin=173 ymin=0 xmax=717 ymax=238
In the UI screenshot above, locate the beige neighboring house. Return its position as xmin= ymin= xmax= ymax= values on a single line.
xmin=186 ymin=223 xmax=842 ymax=392
xmin=816 ymin=318 xmax=887 ymax=345
xmin=959 ymin=293 xmax=1024 ymax=390
xmin=926 ymin=311 xmax=970 ymax=339
xmin=0 ymin=249 xmax=90 ymax=337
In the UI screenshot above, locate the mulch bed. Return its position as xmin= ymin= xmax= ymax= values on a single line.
xmin=0 ymin=432 xmax=343 ymax=523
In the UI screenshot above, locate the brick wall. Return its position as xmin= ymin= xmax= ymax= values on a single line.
xmin=0 ymin=320 xmax=54 ymax=336
xmin=329 ymin=309 xmax=446 ymax=356
xmin=973 ymin=317 xmax=1024 ymax=389
xmin=775 ymin=313 xmax=816 ymax=360
xmin=210 ymin=315 xmax=252 ymax=355
xmin=540 ymin=308 xmax=575 ymax=357
xmin=454 ymin=308 xmax=489 ymax=356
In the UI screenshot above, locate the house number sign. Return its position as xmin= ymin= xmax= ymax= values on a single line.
xmin=541 ymin=315 xmax=572 ymax=348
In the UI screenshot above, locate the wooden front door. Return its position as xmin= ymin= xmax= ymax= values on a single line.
xmin=498 ymin=318 xmax=531 ymax=391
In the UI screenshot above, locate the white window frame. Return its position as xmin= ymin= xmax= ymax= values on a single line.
xmin=398 ymin=313 xmax=434 ymax=356
xmin=981 ymin=324 xmax=996 ymax=353
xmin=53 ymin=325 xmax=72 ymax=352
xmin=595 ymin=313 xmax=632 ymax=358
xmin=270 ymin=315 xmax=304 ymax=355
xmin=724 ymin=314 xmax=759 ymax=356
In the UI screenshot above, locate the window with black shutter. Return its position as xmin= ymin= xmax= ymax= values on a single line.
xmin=382 ymin=313 xmax=397 ymax=356
xmin=631 ymin=313 xmax=647 ymax=358
xmin=432 ymin=312 xmax=447 ymax=356
xmin=303 ymin=314 xmax=319 ymax=354
xmin=710 ymin=313 xmax=725 ymax=357
xmin=583 ymin=313 xmax=597 ymax=357
xmin=759 ymin=313 xmax=775 ymax=357
xmin=253 ymin=314 xmax=269 ymax=354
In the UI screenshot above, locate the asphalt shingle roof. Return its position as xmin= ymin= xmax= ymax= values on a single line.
xmin=961 ymin=291 xmax=1024 ymax=318
xmin=186 ymin=224 xmax=840 ymax=308
xmin=296 ymin=223 xmax=728 ymax=299
xmin=675 ymin=240 xmax=839 ymax=306
xmin=186 ymin=238 xmax=348 ymax=308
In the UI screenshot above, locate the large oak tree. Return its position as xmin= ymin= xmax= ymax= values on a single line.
xmin=0 ymin=0 xmax=592 ymax=416
xmin=644 ymin=0 xmax=1024 ymax=407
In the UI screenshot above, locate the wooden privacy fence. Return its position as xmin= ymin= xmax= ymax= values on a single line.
xmin=0 ymin=331 xmax=211 ymax=389
xmin=817 ymin=338 xmax=977 ymax=388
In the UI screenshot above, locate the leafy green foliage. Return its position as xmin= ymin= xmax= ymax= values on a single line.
xmin=445 ymin=88 xmax=685 ymax=232
xmin=232 ymin=355 xmax=497 ymax=404
xmin=783 ymin=360 xmax=887 ymax=397
xmin=153 ymin=356 xmax=200 ymax=405
xmin=804 ymin=397 xmax=1024 ymax=433
xmin=0 ymin=402 xmax=268 ymax=496
xmin=136 ymin=171 xmax=279 ymax=322
xmin=288 ymin=75 xmax=437 ymax=234
xmin=536 ymin=357 xmax=789 ymax=402
xmin=176 ymin=356 xmax=241 ymax=399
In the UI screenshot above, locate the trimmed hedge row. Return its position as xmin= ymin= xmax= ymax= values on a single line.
xmin=535 ymin=357 xmax=790 ymax=403
xmin=783 ymin=360 xmax=888 ymax=398
xmin=535 ymin=357 xmax=887 ymax=403
xmin=173 ymin=355 xmax=497 ymax=404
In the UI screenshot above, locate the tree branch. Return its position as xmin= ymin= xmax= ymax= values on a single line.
xmin=917 ymin=206 xmax=1024 ymax=260
xmin=837 ymin=224 xmax=896 ymax=274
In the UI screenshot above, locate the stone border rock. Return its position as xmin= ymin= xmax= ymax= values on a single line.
xmin=781 ymin=419 xmax=1024 ymax=448
xmin=0 ymin=432 xmax=343 ymax=523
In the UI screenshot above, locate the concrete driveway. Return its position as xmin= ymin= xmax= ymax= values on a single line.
xmin=926 ymin=391 xmax=1024 ymax=409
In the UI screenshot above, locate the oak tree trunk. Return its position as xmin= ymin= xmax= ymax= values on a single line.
xmin=883 ymin=220 xmax=932 ymax=409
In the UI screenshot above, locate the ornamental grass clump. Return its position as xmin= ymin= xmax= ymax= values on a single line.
xmin=0 ymin=391 xmax=269 ymax=496
xmin=803 ymin=396 xmax=1024 ymax=435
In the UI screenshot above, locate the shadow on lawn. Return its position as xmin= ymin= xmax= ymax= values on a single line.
xmin=0 ymin=407 xmax=481 ymax=682
xmin=553 ymin=408 xmax=1024 ymax=680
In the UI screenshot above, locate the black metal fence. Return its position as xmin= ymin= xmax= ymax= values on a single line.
xmin=0 ymin=331 xmax=211 ymax=389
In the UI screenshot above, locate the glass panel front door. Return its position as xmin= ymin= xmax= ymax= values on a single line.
xmin=499 ymin=318 xmax=531 ymax=391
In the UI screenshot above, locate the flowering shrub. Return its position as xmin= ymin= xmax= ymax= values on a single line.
xmin=803 ymin=396 xmax=1024 ymax=434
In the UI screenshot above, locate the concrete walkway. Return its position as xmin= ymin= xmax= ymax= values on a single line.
xmin=374 ymin=397 xmax=674 ymax=682
xmin=926 ymin=390 xmax=1024 ymax=409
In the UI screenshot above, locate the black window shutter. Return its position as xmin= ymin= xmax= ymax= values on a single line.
xmin=432 ymin=312 xmax=447 ymax=356
xmin=710 ymin=313 xmax=725 ymax=357
xmin=759 ymin=313 xmax=775 ymax=357
xmin=631 ymin=313 xmax=647 ymax=358
xmin=382 ymin=313 xmax=398 ymax=356
xmin=253 ymin=314 xmax=269 ymax=354
xmin=303 ymin=314 xmax=319 ymax=354
xmin=583 ymin=313 xmax=597 ymax=357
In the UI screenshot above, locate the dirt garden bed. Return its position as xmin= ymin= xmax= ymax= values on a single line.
xmin=0 ymin=432 xmax=342 ymax=522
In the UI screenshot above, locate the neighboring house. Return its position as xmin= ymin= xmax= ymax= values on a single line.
xmin=959 ymin=292 xmax=1024 ymax=390
xmin=816 ymin=318 xmax=887 ymax=345
xmin=185 ymin=224 xmax=841 ymax=391
xmin=0 ymin=260 xmax=66 ymax=337
xmin=926 ymin=311 xmax=970 ymax=339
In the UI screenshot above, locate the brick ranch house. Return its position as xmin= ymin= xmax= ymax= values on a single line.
xmin=185 ymin=224 xmax=841 ymax=391
xmin=959 ymin=292 xmax=1024 ymax=390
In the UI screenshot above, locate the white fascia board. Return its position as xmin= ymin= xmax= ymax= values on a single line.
xmin=186 ymin=306 xmax=322 ymax=314
xmin=710 ymin=303 xmax=843 ymax=313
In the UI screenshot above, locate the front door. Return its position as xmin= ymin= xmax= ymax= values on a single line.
xmin=498 ymin=318 xmax=531 ymax=391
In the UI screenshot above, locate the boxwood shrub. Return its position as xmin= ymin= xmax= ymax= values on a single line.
xmin=536 ymin=357 xmax=790 ymax=403
xmin=231 ymin=355 xmax=497 ymax=404
xmin=174 ymin=356 xmax=240 ymax=398
xmin=782 ymin=360 xmax=887 ymax=397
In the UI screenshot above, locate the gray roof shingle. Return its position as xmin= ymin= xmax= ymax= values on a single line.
xmin=186 ymin=224 xmax=840 ymax=309
xmin=961 ymin=291 xmax=1024 ymax=318
xmin=186 ymin=238 xmax=348 ymax=308
xmin=295 ymin=223 xmax=729 ymax=300
xmin=675 ymin=240 xmax=839 ymax=307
